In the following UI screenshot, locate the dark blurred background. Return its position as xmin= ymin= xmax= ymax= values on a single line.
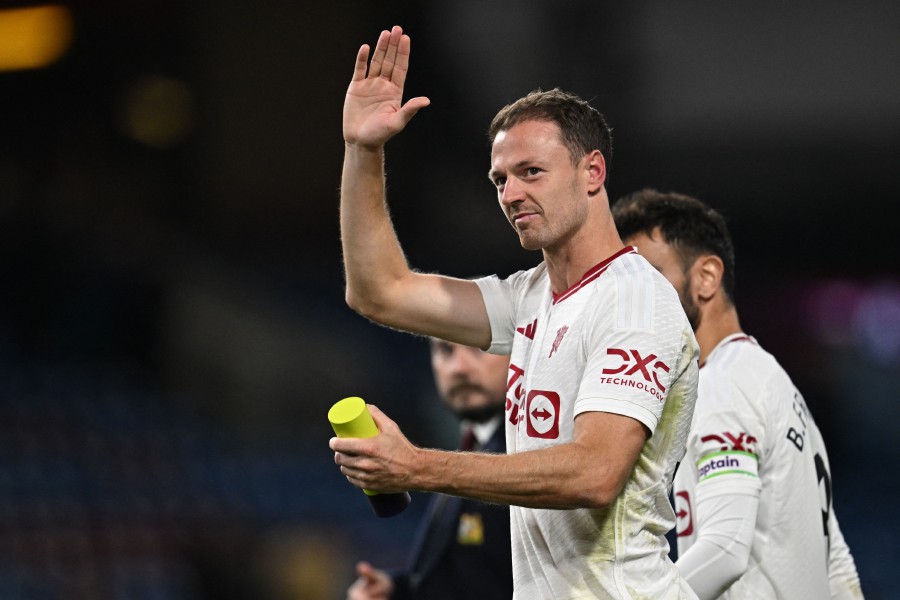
xmin=0 ymin=0 xmax=897 ymax=598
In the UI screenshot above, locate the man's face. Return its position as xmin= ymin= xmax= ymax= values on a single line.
xmin=430 ymin=340 xmax=509 ymax=423
xmin=626 ymin=229 xmax=701 ymax=331
xmin=489 ymin=120 xmax=589 ymax=251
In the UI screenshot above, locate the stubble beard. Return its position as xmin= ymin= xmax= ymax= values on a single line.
xmin=681 ymin=276 xmax=702 ymax=331
xmin=512 ymin=174 xmax=588 ymax=252
xmin=456 ymin=401 xmax=505 ymax=424
xmin=446 ymin=384 xmax=506 ymax=423
xmin=516 ymin=202 xmax=589 ymax=253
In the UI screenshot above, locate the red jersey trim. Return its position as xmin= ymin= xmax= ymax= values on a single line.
xmin=699 ymin=334 xmax=756 ymax=368
xmin=552 ymin=246 xmax=637 ymax=305
xmin=724 ymin=335 xmax=755 ymax=347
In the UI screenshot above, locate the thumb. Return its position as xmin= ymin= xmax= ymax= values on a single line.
xmin=356 ymin=560 xmax=376 ymax=579
xmin=395 ymin=96 xmax=430 ymax=127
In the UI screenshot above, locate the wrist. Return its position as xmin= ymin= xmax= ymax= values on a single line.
xmin=406 ymin=445 xmax=428 ymax=491
xmin=408 ymin=446 xmax=446 ymax=493
xmin=344 ymin=140 xmax=385 ymax=155
xmin=411 ymin=447 xmax=465 ymax=495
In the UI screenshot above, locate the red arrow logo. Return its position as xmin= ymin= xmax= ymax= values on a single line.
xmin=531 ymin=407 xmax=552 ymax=420
xmin=525 ymin=391 xmax=560 ymax=439
xmin=675 ymin=491 xmax=693 ymax=536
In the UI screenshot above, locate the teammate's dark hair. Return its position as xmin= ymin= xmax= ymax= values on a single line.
xmin=612 ymin=189 xmax=736 ymax=304
xmin=488 ymin=88 xmax=613 ymax=174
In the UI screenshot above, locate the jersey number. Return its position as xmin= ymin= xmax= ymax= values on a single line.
xmin=815 ymin=452 xmax=832 ymax=552
xmin=787 ymin=392 xmax=833 ymax=563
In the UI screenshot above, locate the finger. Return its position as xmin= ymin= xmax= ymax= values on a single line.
xmin=342 ymin=469 xmax=367 ymax=488
xmin=351 ymin=44 xmax=370 ymax=82
xmin=380 ymin=25 xmax=403 ymax=80
xmin=334 ymin=450 xmax=361 ymax=468
xmin=357 ymin=561 xmax=381 ymax=585
xmin=391 ymin=33 xmax=413 ymax=90
xmin=356 ymin=561 xmax=374 ymax=577
xmin=367 ymin=29 xmax=390 ymax=78
xmin=331 ymin=437 xmax=364 ymax=454
xmin=395 ymin=96 xmax=431 ymax=129
xmin=366 ymin=404 xmax=393 ymax=430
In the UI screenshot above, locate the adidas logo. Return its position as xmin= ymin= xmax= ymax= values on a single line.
xmin=516 ymin=319 xmax=537 ymax=340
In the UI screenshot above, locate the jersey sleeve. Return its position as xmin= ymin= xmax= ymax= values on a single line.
xmin=688 ymin=364 xmax=767 ymax=499
xmin=675 ymin=354 xmax=770 ymax=598
xmin=574 ymin=271 xmax=694 ymax=434
xmin=474 ymin=275 xmax=516 ymax=355
xmin=475 ymin=268 xmax=536 ymax=355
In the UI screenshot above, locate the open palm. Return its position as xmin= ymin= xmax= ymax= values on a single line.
xmin=343 ymin=26 xmax=430 ymax=149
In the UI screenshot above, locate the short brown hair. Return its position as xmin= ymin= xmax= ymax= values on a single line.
xmin=488 ymin=88 xmax=613 ymax=172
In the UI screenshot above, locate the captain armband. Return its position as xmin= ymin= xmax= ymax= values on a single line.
xmin=696 ymin=450 xmax=759 ymax=484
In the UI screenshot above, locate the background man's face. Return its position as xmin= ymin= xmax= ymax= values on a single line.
xmin=430 ymin=341 xmax=509 ymax=422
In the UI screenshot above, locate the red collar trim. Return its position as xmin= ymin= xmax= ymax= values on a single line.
xmin=700 ymin=334 xmax=756 ymax=368
xmin=723 ymin=335 xmax=755 ymax=347
xmin=552 ymin=246 xmax=637 ymax=304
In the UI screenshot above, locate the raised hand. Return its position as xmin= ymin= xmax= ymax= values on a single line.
xmin=343 ymin=26 xmax=430 ymax=150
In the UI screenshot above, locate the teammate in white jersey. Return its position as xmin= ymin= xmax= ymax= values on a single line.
xmin=331 ymin=25 xmax=699 ymax=599
xmin=612 ymin=189 xmax=863 ymax=600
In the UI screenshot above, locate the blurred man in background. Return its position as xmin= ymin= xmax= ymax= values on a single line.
xmin=347 ymin=340 xmax=512 ymax=600
xmin=613 ymin=189 xmax=863 ymax=599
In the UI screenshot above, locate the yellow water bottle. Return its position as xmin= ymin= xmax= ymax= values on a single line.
xmin=328 ymin=396 xmax=411 ymax=518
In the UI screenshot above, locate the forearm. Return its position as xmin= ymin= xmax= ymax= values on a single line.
xmin=339 ymin=146 xmax=491 ymax=346
xmin=335 ymin=409 xmax=644 ymax=509
xmin=676 ymin=492 xmax=758 ymax=599
xmin=409 ymin=442 xmax=623 ymax=510
xmin=340 ymin=144 xmax=414 ymax=320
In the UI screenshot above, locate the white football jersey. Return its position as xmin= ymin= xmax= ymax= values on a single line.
xmin=477 ymin=247 xmax=700 ymax=600
xmin=674 ymin=334 xmax=863 ymax=599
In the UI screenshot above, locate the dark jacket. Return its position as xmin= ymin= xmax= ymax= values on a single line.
xmin=391 ymin=423 xmax=513 ymax=600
